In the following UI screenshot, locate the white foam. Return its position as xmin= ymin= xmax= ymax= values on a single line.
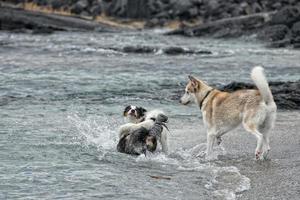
xmin=67 ymin=114 xmax=119 ymax=151
xmin=66 ymin=118 xmax=251 ymax=199
xmin=212 ymin=189 xmax=236 ymax=200
xmin=172 ymin=144 xmax=250 ymax=199
xmin=135 ymin=152 xmax=180 ymax=166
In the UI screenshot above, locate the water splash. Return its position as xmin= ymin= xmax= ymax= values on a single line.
xmin=67 ymin=114 xmax=119 ymax=152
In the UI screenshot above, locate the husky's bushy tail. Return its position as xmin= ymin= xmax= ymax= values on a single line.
xmin=251 ymin=66 xmax=274 ymax=105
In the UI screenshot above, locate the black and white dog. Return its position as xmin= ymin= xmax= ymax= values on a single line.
xmin=123 ymin=105 xmax=147 ymax=123
xmin=119 ymin=105 xmax=169 ymax=153
xmin=117 ymin=114 xmax=168 ymax=155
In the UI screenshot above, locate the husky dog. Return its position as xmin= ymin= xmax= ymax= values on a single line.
xmin=120 ymin=108 xmax=169 ymax=153
xmin=180 ymin=66 xmax=277 ymax=160
xmin=117 ymin=114 xmax=168 ymax=155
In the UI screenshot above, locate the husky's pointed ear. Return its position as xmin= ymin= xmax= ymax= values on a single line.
xmin=188 ymin=75 xmax=195 ymax=81
xmin=188 ymin=75 xmax=199 ymax=87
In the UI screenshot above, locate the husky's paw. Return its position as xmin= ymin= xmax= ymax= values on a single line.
xmin=255 ymin=151 xmax=263 ymax=160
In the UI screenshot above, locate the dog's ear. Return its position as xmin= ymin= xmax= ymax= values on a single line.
xmin=123 ymin=105 xmax=131 ymax=116
xmin=188 ymin=75 xmax=199 ymax=87
xmin=140 ymin=108 xmax=147 ymax=116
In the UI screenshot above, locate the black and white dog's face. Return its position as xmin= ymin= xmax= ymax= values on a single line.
xmin=123 ymin=105 xmax=147 ymax=123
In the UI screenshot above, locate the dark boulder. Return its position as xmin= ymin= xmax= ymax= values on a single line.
xmin=259 ymin=24 xmax=290 ymax=42
xmin=291 ymin=21 xmax=300 ymax=47
xmin=70 ymin=0 xmax=89 ymax=15
xmin=172 ymin=0 xmax=196 ymax=19
xmin=268 ymin=38 xmax=291 ymax=48
xmin=219 ymin=81 xmax=300 ymax=110
xmin=89 ymin=4 xmax=102 ymax=17
xmin=163 ymin=46 xmax=185 ymax=55
xmin=106 ymin=0 xmax=151 ymax=19
xmin=291 ymin=21 xmax=300 ymax=35
xmin=162 ymin=46 xmax=212 ymax=55
xmin=125 ymin=0 xmax=150 ymax=18
xmin=122 ymin=46 xmax=156 ymax=53
xmin=0 ymin=7 xmax=119 ymax=32
xmin=167 ymin=12 xmax=273 ymax=37
xmin=33 ymin=0 xmax=48 ymax=6
xmin=50 ymin=0 xmax=65 ymax=10
xmin=270 ymin=6 xmax=300 ymax=27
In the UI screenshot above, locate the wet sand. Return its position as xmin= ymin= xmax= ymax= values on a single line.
xmin=218 ymin=111 xmax=300 ymax=200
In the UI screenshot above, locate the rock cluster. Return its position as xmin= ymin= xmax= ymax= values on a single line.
xmin=5 ymin=0 xmax=300 ymax=22
xmin=258 ymin=6 xmax=300 ymax=48
xmin=2 ymin=0 xmax=300 ymax=47
xmin=109 ymin=45 xmax=212 ymax=55
xmin=0 ymin=6 xmax=119 ymax=33
xmin=219 ymin=81 xmax=300 ymax=110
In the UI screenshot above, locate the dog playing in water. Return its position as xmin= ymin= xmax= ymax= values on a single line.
xmin=123 ymin=105 xmax=147 ymax=123
xmin=120 ymin=106 xmax=169 ymax=153
xmin=117 ymin=114 xmax=168 ymax=155
xmin=180 ymin=66 xmax=277 ymax=160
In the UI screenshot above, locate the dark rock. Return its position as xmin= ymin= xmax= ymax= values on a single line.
xmin=107 ymin=0 xmax=126 ymax=17
xmin=50 ymin=0 xmax=64 ymax=10
xmin=169 ymin=12 xmax=273 ymax=37
xmin=293 ymin=42 xmax=300 ymax=48
xmin=162 ymin=46 xmax=212 ymax=55
xmin=252 ymin=2 xmax=263 ymax=13
xmin=125 ymin=0 xmax=150 ymax=18
xmin=0 ymin=7 xmax=118 ymax=32
xmin=268 ymin=38 xmax=291 ymax=48
xmin=70 ymin=0 xmax=89 ymax=15
xmin=107 ymin=0 xmax=151 ymax=19
xmin=292 ymin=36 xmax=300 ymax=43
xmin=270 ymin=6 xmax=300 ymax=27
xmin=172 ymin=0 xmax=196 ymax=19
xmin=291 ymin=21 xmax=300 ymax=35
xmin=109 ymin=45 xmax=212 ymax=55
xmin=90 ymin=4 xmax=102 ymax=17
xmin=259 ymin=25 xmax=290 ymax=42
xmin=33 ymin=0 xmax=48 ymax=6
xmin=163 ymin=46 xmax=185 ymax=54
xmin=219 ymin=81 xmax=300 ymax=110
xmin=122 ymin=46 xmax=156 ymax=53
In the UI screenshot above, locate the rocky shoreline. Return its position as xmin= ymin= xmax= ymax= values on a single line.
xmin=0 ymin=6 xmax=124 ymax=33
xmin=1 ymin=0 xmax=300 ymax=48
xmin=219 ymin=81 xmax=300 ymax=110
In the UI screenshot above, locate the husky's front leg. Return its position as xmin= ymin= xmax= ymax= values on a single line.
xmin=206 ymin=131 xmax=216 ymax=159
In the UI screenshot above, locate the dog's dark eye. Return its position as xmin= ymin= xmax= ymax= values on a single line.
xmin=186 ymin=91 xmax=190 ymax=94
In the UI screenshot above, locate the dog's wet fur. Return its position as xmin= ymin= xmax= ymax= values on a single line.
xmin=117 ymin=127 xmax=157 ymax=155
xmin=120 ymin=106 xmax=169 ymax=153
xmin=117 ymin=113 xmax=168 ymax=155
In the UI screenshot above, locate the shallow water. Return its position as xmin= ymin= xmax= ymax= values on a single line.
xmin=0 ymin=31 xmax=299 ymax=200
